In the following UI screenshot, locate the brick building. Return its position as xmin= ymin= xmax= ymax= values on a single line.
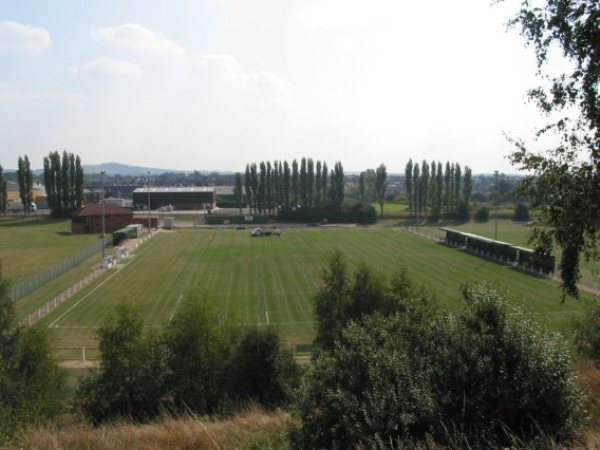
xmin=71 ymin=203 xmax=133 ymax=234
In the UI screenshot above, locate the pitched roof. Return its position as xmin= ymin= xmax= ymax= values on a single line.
xmin=71 ymin=203 xmax=132 ymax=217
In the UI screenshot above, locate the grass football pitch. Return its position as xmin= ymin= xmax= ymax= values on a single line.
xmin=20 ymin=227 xmax=593 ymax=360
xmin=0 ymin=217 xmax=100 ymax=284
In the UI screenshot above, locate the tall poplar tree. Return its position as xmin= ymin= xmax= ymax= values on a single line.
xmin=358 ymin=172 xmax=366 ymax=202
xmin=234 ymin=172 xmax=243 ymax=215
xmin=291 ymin=159 xmax=299 ymax=208
xmin=444 ymin=162 xmax=451 ymax=215
xmin=420 ymin=159 xmax=429 ymax=215
xmin=17 ymin=155 xmax=33 ymax=214
xmin=61 ymin=151 xmax=71 ymax=211
xmin=321 ymin=162 xmax=328 ymax=207
xmin=300 ymin=157 xmax=307 ymax=207
xmin=74 ymin=155 xmax=84 ymax=210
xmin=283 ymin=161 xmax=291 ymax=209
xmin=250 ymin=163 xmax=259 ymax=213
xmin=453 ymin=163 xmax=462 ymax=215
xmin=315 ymin=161 xmax=322 ymax=206
xmin=405 ymin=159 xmax=413 ymax=218
xmin=375 ymin=163 xmax=387 ymax=218
xmin=412 ymin=162 xmax=420 ymax=217
xmin=0 ymin=165 xmax=6 ymax=214
xmin=463 ymin=166 xmax=472 ymax=210
xmin=266 ymin=161 xmax=272 ymax=213
xmin=329 ymin=162 xmax=345 ymax=209
xmin=307 ymin=158 xmax=315 ymax=208
xmin=258 ymin=162 xmax=267 ymax=214
xmin=244 ymin=164 xmax=252 ymax=211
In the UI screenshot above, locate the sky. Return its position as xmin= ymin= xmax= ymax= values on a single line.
xmin=0 ymin=0 xmax=553 ymax=174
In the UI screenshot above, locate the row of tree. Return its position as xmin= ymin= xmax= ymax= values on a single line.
xmin=42 ymin=151 xmax=84 ymax=217
xmin=0 ymin=152 xmax=84 ymax=217
xmin=358 ymin=163 xmax=387 ymax=217
xmin=238 ymin=158 xmax=345 ymax=214
xmin=404 ymin=159 xmax=472 ymax=220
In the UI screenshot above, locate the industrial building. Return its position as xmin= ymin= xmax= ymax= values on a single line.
xmin=132 ymin=187 xmax=215 ymax=211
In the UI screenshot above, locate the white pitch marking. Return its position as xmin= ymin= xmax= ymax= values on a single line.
xmin=169 ymin=294 xmax=184 ymax=322
xmin=48 ymin=262 xmax=131 ymax=328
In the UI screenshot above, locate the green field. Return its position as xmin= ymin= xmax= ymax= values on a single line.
xmin=17 ymin=227 xmax=593 ymax=360
xmin=0 ymin=217 xmax=101 ymax=283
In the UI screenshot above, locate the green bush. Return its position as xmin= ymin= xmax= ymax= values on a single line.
xmin=474 ymin=206 xmax=489 ymax=222
xmin=513 ymin=202 xmax=530 ymax=221
xmin=76 ymin=302 xmax=169 ymax=423
xmin=0 ymin=263 xmax=67 ymax=444
xmin=313 ymin=253 xmax=426 ymax=352
xmin=164 ymin=294 xmax=231 ymax=415
xmin=574 ymin=301 xmax=600 ymax=366
xmin=227 ymin=327 xmax=300 ymax=409
xmin=294 ymin=282 xmax=585 ymax=448
xmin=278 ymin=201 xmax=377 ymax=224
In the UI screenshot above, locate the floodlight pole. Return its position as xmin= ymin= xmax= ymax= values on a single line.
xmin=147 ymin=171 xmax=151 ymax=235
xmin=101 ymin=171 xmax=106 ymax=259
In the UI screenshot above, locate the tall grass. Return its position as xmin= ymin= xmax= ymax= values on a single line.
xmin=7 ymin=407 xmax=294 ymax=450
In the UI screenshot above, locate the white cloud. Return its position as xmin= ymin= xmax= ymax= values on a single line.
xmin=0 ymin=21 xmax=51 ymax=53
xmin=70 ymin=57 xmax=144 ymax=80
xmin=0 ymin=90 xmax=83 ymax=104
xmin=196 ymin=54 xmax=293 ymax=110
xmin=298 ymin=0 xmax=387 ymax=34
xmin=90 ymin=23 xmax=185 ymax=57
xmin=197 ymin=54 xmax=290 ymax=93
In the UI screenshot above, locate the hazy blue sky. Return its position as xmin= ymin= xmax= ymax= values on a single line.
xmin=0 ymin=0 xmax=551 ymax=173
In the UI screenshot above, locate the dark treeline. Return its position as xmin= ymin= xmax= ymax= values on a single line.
xmin=240 ymin=158 xmax=378 ymax=223
xmin=242 ymin=158 xmax=343 ymax=214
xmin=405 ymin=159 xmax=472 ymax=221
xmin=43 ymin=151 xmax=84 ymax=217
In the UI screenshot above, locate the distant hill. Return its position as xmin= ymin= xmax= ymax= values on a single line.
xmin=83 ymin=162 xmax=193 ymax=176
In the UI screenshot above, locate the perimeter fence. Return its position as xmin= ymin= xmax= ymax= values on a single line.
xmin=10 ymin=235 xmax=111 ymax=301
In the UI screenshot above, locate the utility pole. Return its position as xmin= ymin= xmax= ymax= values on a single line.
xmin=101 ymin=171 xmax=106 ymax=259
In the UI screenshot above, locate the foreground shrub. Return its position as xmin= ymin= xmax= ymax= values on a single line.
xmin=164 ymin=294 xmax=231 ymax=415
xmin=513 ymin=202 xmax=530 ymax=221
xmin=0 ymin=263 xmax=67 ymax=444
xmin=294 ymin=282 xmax=585 ymax=448
xmin=227 ymin=327 xmax=301 ymax=409
xmin=574 ymin=301 xmax=600 ymax=366
xmin=314 ymin=252 xmax=426 ymax=352
xmin=76 ymin=302 xmax=169 ymax=423
xmin=474 ymin=206 xmax=489 ymax=222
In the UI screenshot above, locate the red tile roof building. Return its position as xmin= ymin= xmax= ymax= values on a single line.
xmin=71 ymin=203 xmax=133 ymax=234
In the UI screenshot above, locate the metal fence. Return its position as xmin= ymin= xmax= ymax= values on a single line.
xmin=10 ymin=235 xmax=111 ymax=301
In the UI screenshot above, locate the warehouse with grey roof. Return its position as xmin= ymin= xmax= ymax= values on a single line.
xmin=132 ymin=187 xmax=215 ymax=210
